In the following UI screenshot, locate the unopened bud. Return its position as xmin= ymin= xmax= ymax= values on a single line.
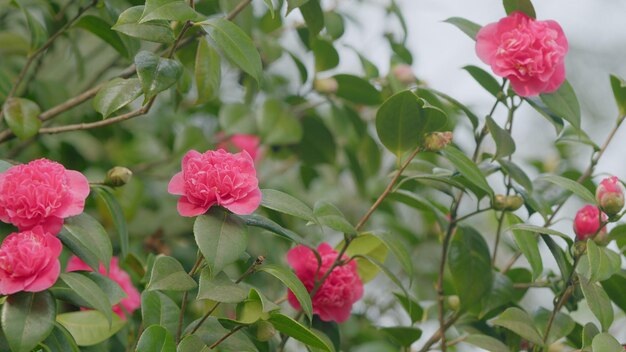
xmin=574 ymin=240 xmax=587 ymax=258
xmin=447 ymin=295 xmax=460 ymax=311
xmin=253 ymin=321 xmax=276 ymax=341
xmin=493 ymin=195 xmax=508 ymax=210
xmin=313 ymin=78 xmax=338 ymax=94
xmin=392 ymin=64 xmax=416 ymax=85
xmin=596 ymin=176 xmax=624 ymax=216
xmin=505 ymin=195 xmax=524 ymax=211
xmin=423 ymin=131 xmax=453 ymax=152
xmin=593 ymin=231 xmax=610 ymax=246
xmin=573 ymin=205 xmax=607 ymax=241
xmin=104 ymin=167 xmax=132 ymax=187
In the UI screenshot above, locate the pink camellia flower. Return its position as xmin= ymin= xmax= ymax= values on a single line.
xmin=596 ymin=176 xmax=624 ymax=216
xmin=392 ymin=64 xmax=416 ymax=85
xmin=0 ymin=159 xmax=90 ymax=234
xmin=217 ymin=134 xmax=261 ymax=162
xmin=573 ymin=205 xmax=607 ymax=241
xmin=475 ymin=11 xmax=568 ymax=97
xmin=168 ymin=149 xmax=261 ymax=216
xmin=0 ymin=226 xmax=62 ymax=295
xmin=287 ymin=243 xmax=363 ymax=323
xmin=66 ymin=256 xmax=141 ymax=319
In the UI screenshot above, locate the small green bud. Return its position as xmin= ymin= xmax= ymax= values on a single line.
xmin=493 ymin=195 xmax=508 ymax=211
xmin=104 ymin=166 xmax=132 ymax=187
xmin=313 ymin=78 xmax=338 ymax=94
xmin=254 ymin=321 xmax=276 ymax=342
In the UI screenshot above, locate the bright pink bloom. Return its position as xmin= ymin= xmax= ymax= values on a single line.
xmin=0 ymin=159 xmax=90 ymax=234
xmin=573 ymin=205 xmax=607 ymax=241
xmin=217 ymin=134 xmax=261 ymax=162
xmin=596 ymin=176 xmax=624 ymax=215
xmin=476 ymin=11 xmax=568 ymax=97
xmin=168 ymin=149 xmax=261 ymax=216
xmin=0 ymin=226 xmax=62 ymax=295
xmin=287 ymin=243 xmax=363 ymax=323
xmin=66 ymin=256 xmax=141 ymax=319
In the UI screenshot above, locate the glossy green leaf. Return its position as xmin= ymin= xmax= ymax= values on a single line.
xmin=258 ymin=100 xmax=303 ymax=145
xmin=542 ymin=234 xmax=572 ymax=280
xmin=202 ymin=19 xmax=263 ymax=82
xmin=540 ymin=80 xmax=581 ymax=130
xmin=443 ymin=17 xmax=481 ymax=40
xmin=3 ymin=97 xmax=41 ymax=139
xmin=486 ymin=115 xmax=515 ymax=160
xmin=141 ymin=291 xmax=180 ymax=337
xmin=503 ymin=0 xmax=536 ymax=18
xmin=392 ymin=293 xmax=423 ymax=324
xmin=480 ymin=273 xmax=514 ymax=317
xmin=195 ymin=38 xmax=221 ymax=104
xmin=146 ymin=255 xmax=197 ymax=291
xmin=112 ymin=6 xmax=175 ymax=44
xmin=334 ymin=74 xmax=382 ymax=106
xmin=1 ymin=291 xmax=55 ymax=352
xmin=299 ymin=0 xmax=324 ymax=36
xmin=135 ymin=50 xmax=183 ymax=101
xmin=380 ymin=327 xmax=422 ymax=347
xmin=184 ymin=317 xmax=256 ymax=351
xmin=313 ymin=39 xmax=339 ymax=72
xmin=59 ymin=213 xmax=112 ymax=272
xmin=57 ymin=273 xmax=113 ymax=324
xmin=580 ymin=276 xmax=614 ymax=331
xmin=592 ymin=333 xmax=622 ymax=352
xmin=609 ymin=74 xmax=626 ymax=116
xmin=492 ymin=307 xmax=543 ymax=345
xmin=506 ymin=213 xmax=543 ymax=280
xmin=258 ymin=264 xmax=313 ymax=320
xmin=584 ymin=240 xmax=621 ymax=283
xmin=239 ymin=214 xmax=315 ymax=248
xmin=443 ymin=146 xmax=493 ymax=197
xmin=268 ymin=313 xmax=332 ymax=351
xmin=42 ymin=323 xmax=79 ymax=352
xmin=136 ymin=325 xmax=175 ymax=352
xmin=448 ymin=226 xmax=493 ymax=310
xmin=465 ymin=334 xmax=509 ymax=352
xmin=194 ymin=209 xmax=248 ymax=276
xmin=533 ymin=307 xmax=575 ymax=345
xmin=314 ymin=201 xmax=356 ymax=235
xmin=74 ymin=16 xmax=130 ymax=58
xmin=91 ymin=186 xmax=129 ymax=260
xmin=463 ymin=66 xmax=502 ymax=97
xmin=197 ymin=270 xmax=247 ymax=303
xmin=601 ymin=271 xmax=626 ymax=314
xmin=342 ymin=233 xmax=388 ymax=282
xmin=177 ymin=335 xmax=209 ymax=352
xmin=538 ymin=174 xmax=596 ymax=204
xmin=140 ymin=0 xmax=197 ymax=23
xmin=93 ymin=78 xmax=141 ymax=118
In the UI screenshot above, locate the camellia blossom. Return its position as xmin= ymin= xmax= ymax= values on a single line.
xmin=0 ymin=226 xmax=62 ymax=295
xmin=168 ymin=149 xmax=261 ymax=216
xmin=66 ymin=256 xmax=141 ymax=319
xmin=287 ymin=243 xmax=363 ymax=323
xmin=216 ymin=134 xmax=261 ymax=162
xmin=475 ymin=11 xmax=568 ymax=97
xmin=573 ymin=205 xmax=607 ymax=241
xmin=0 ymin=159 xmax=90 ymax=234
xmin=596 ymin=176 xmax=624 ymax=215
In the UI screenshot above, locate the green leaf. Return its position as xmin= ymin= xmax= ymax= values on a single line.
xmin=74 ymin=16 xmax=130 ymax=58
xmin=480 ymin=273 xmax=514 ymax=317
xmin=486 ymin=115 xmax=515 ymax=160
xmin=58 ymin=273 xmax=113 ymax=324
xmin=375 ymin=232 xmax=414 ymax=286
xmin=42 ymin=323 xmax=79 ymax=352
xmin=3 ymin=97 xmax=41 ymax=139
xmin=525 ymin=97 xmax=565 ymax=134
xmin=257 ymin=99 xmax=302 ymax=145
xmin=498 ymin=159 xmax=533 ymax=191
xmin=592 ymin=333 xmax=622 ymax=352
xmin=13 ymin=0 xmax=47 ymax=51
xmin=295 ymin=116 xmax=337 ymax=165
xmin=601 ymin=271 xmax=626 ymax=315
xmin=141 ymin=291 xmax=180 ymax=337
xmin=92 ymin=78 xmax=142 ymax=118
xmin=197 ymin=270 xmax=247 ymax=303
xmin=195 ymin=38 xmax=221 ymax=104
xmin=268 ymin=313 xmax=332 ymax=351
xmin=542 ymin=235 xmax=572 ymax=280
xmin=507 ymin=223 xmax=572 ymax=247
xmin=239 ymin=214 xmax=314 ymax=248
xmin=201 ymin=18 xmax=263 ymax=82
xmin=260 ymin=189 xmax=314 ymax=221
xmin=59 ymin=214 xmax=112 ymax=272
xmin=146 ymin=255 xmax=197 ymax=291
xmin=443 ymin=17 xmax=481 ymax=40
xmin=314 ymin=201 xmax=356 ymax=235
xmin=537 ymin=174 xmax=596 ymax=204
xmin=87 ymin=273 xmax=126 ymax=306
xmin=492 ymin=307 xmax=543 ymax=345
xmin=443 ymin=146 xmax=493 ymax=197
xmin=112 ymin=6 xmax=175 ymax=44
xmin=194 ymin=209 xmax=248 ymax=276
xmin=140 ymin=0 xmax=197 ymax=23
xmin=136 ymin=325 xmax=175 ymax=352
xmin=580 ymin=276 xmax=614 ymax=331
xmin=287 ymin=0 xmax=309 ymax=14
xmin=258 ymin=264 xmax=313 ymax=320
xmin=463 ymin=66 xmax=502 ymax=97
xmin=1 ymin=291 xmax=55 ymax=352
xmin=91 ymin=186 xmax=129 ymax=260
xmin=506 ymin=213 xmax=543 ymax=280
xmin=299 ymin=0 xmax=324 ymax=36
xmin=184 ymin=317 xmax=257 ymax=351
xmin=341 ymin=233 xmax=388 ymax=282
xmin=584 ymin=240 xmax=621 ymax=283
xmin=135 ymin=50 xmax=183 ymax=101
xmin=177 ymin=335 xmax=209 ymax=352
xmin=219 ymin=103 xmax=255 ymax=135
xmin=610 ymin=74 xmax=626 ymax=116
xmin=465 ymin=334 xmax=509 ymax=352
xmin=334 ymin=74 xmax=382 ymax=106
xmin=0 ymin=160 xmax=12 ymax=173
xmin=236 ymin=288 xmax=280 ymax=323
xmin=540 ymin=80 xmax=581 ymax=130
xmin=380 ymin=327 xmax=422 ymax=347
xmin=354 ymin=255 xmax=408 ymax=300
xmin=533 ymin=307 xmax=575 ymax=345
xmin=448 ymin=226 xmax=493 ymax=310
xmin=503 ymin=0 xmax=537 ymax=18
xmin=313 ymin=39 xmax=339 ymax=72
xmin=582 ymin=322 xmax=600 ymax=348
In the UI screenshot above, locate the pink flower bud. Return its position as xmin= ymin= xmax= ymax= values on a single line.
xmin=573 ymin=205 xmax=607 ymax=241
xmin=596 ymin=176 xmax=624 ymax=216
xmin=423 ymin=132 xmax=453 ymax=151
xmin=392 ymin=64 xmax=416 ymax=84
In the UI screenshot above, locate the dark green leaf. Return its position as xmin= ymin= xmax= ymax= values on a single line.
xmin=334 ymin=74 xmax=382 ymax=106
xmin=58 ymin=273 xmax=113 ymax=324
xmin=582 ymin=322 xmax=600 ymax=348
xmin=14 ymin=0 xmax=47 ymax=51
xmin=42 ymin=323 xmax=79 ymax=352
xmin=268 ymin=313 xmax=332 ymax=351
xmin=93 ymin=78 xmax=142 ymax=118
xmin=492 ymin=307 xmax=543 ymax=345
xmin=294 ymin=116 xmax=336 ymax=165
xmin=610 ymin=74 xmax=626 ymax=116
xmin=146 ymin=255 xmax=197 ymax=291
xmin=2 ymin=291 xmax=55 ymax=352
xmin=601 ymin=271 xmax=626 ymax=315
xmin=112 ymin=6 xmax=175 ymax=44
xmin=239 ymin=214 xmax=315 ymax=248
xmin=443 ymin=17 xmax=481 ymax=40
xmin=506 ymin=213 xmax=543 ymax=280
xmin=542 ymin=235 xmax=572 ymax=281
xmin=258 ymin=100 xmax=302 ymax=145
xmin=584 ymin=240 xmax=621 ymax=283
xmin=313 ymin=39 xmax=339 ymax=72
xmin=580 ymin=276 xmax=614 ymax=331
xmin=74 ymin=16 xmax=130 ymax=58
xmin=286 ymin=0 xmax=309 ymax=14
xmin=59 ymin=214 xmax=112 ymax=272
xmin=135 ymin=50 xmax=183 ymax=101
xmin=540 ymin=80 xmax=581 ymax=130
xmin=486 ymin=115 xmax=515 ymax=159
xmin=380 ymin=327 xmax=422 ymax=347
xmin=313 ymin=201 xmax=356 ymax=235
xmin=299 ymin=0 xmax=324 ymax=36
xmin=480 ymin=273 xmax=514 ymax=317
xmin=525 ymin=97 xmax=564 ymax=134
xmin=140 ymin=0 xmax=197 ymax=23
xmin=258 ymin=264 xmax=313 ymax=320
xmin=498 ymin=159 xmax=533 ymax=191
xmin=91 ymin=186 xmax=129 ymax=260
xmin=443 ymin=146 xmax=493 ymax=197
xmin=195 ymin=38 xmax=221 ymax=104
xmin=533 ymin=307 xmax=575 ymax=344
xmin=218 ymin=103 xmax=255 ymax=135
xmin=141 ymin=291 xmax=180 ymax=337
xmin=463 ymin=66 xmax=502 ymax=97
xmin=197 ymin=270 xmax=247 ymax=303
xmin=136 ymin=325 xmax=175 ymax=352
xmin=375 ymin=232 xmax=414 ymax=286
xmin=507 ymin=223 xmax=572 ymax=247
xmin=3 ymin=97 xmax=41 ymax=139
xmin=392 ymin=292 xmax=423 ymax=324
xmin=503 ymin=0 xmax=536 ymax=18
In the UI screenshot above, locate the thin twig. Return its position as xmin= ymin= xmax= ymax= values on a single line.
xmin=209 ymin=325 xmax=244 ymax=349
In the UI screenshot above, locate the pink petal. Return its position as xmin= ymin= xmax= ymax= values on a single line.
xmin=0 ymin=277 xmax=25 ymax=295
xmin=38 ymin=217 xmax=64 ymax=236
xmin=24 ymin=260 xmax=60 ymax=292
xmin=66 ymin=256 xmax=92 ymax=272
xmin=177 ymin=196 xmax=210 ymax=217
xmin=542 ymin=63 xmax=566 ymax=93
xmin=56 ymin=170 xmax=90 ymax=218
xmin=287 ymin=245 xmax=312 ymax=271
xmin=223 ymin=188 xmax=261 ymax=215
xmin=167 ymin=172 xmax=185 ymax=195
xmin=475 ymin=22 xmax=501 ymax=64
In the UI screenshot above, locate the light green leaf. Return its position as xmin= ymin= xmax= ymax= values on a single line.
xmin=591 ymin=332 xmax=622 ymax=352
xmin=392 ymin=292 xmax=423 ymax=324
xmin=112 ymin=6 xmax=175 ymax=44
xmin=239 ymin=214 xmax=315 ymax=248
xmin=146 ymin=255 xmax=197 ymax=291
xmin=268 ymin=313 xmax=332 ymax=351
xmin=91 ymin=186 xmax=129 ymax=260
xmin=498 ymin=159 xmax=533 ymax=191
xmin=443 ymin=146 xmax=493 ymax=197
xmin=259 ymin=264 xmax=313 ymax=320
xmin=195 ymin=38 xmax=221 ymax=104
xmin=92 ymin=78 xmax=142 ymax=118
xmin=443 ymin=17 xmax=481 ymax=40
xmin=177 ymin=335 xmax=209 ymax=352
xmin=57 ymin=273 xmax=113 ymax=325
xmin=197 ymin=270 xmax=247 ymax=303
xmin=136 ymin=325 xmax=175 ymax=352
xmin=140 ymin=0 xmax=197 ymax=23
xmin=540 ymin=80 xmax=581 ymax=130
xmin=538 ymin=174 xmax=596 ymax=204
xmin=486 ymin=115 xmax=515 ymax=160
xmin=1 ymin=291 xmax=55 ymax=352
xmin=610 ymin=74 xmax=626 ymax=116
xmin=260 ymin=189 xmax=313 ymax=221
xmin=585 ymin=240 xmax=621 ymax=283
xmin=286 ymin=0 xmax=309 ymax=14
xmin=42 ymin=323 xmax=79 ymax=352
xmin=506 ymin=213 xmax=543 ymax=280
xmin=313 ymin=201 xmax=356 ymax=235
xmin=507 ymin=223 xmax=572 ymax=247
xmin=334 ymin=74 xmax=382 ymax=106
xmin=74 ymin=16 xmax=131 ymax=58
xmin=313 ymin=39 xmax=339 ymax=72
xmin=463 ymin=66 xmax=502 ymax=97
xmin=141 ymin=291 xmax=180 ymax=337
xmin=580 ymin=276 xmax=614 ymax=332
xmin=465 ymin=334 xmax=509 ymax=352
xmin=135 ymin=50 xmax=183 ymax=101
xmin=14 ymin=0 xmax=47 ymax=51
xmin=341 ymin=233 xmax=388 ymax=282
xmin=601 ymin=271 xmax=626 ymax=315
xmin=59 ymin=213 xmax=112 ymax=272
xmin=3 ymin=97 xmax=41 ymax=139
xmin=380 ymin=327 xmax=422 ymax=347
xmin=492 ymin=307 xmax=543 ymax=345
xmin=257 ymin=99 xmax=302 ymax=145
xmin=533 ymin=307 xmax=575 ymax=345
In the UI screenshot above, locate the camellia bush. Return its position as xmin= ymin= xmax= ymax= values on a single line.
xmin=1 ymin=0 xmax=626 ymax=351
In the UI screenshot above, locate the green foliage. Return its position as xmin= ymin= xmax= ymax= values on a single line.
xmin=1 ymin=291 xmax=55 ymax=352
xmin=3 ymin=97 xmax=41 ymax=139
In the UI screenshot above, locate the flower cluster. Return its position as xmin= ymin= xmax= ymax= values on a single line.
xmin=573 ymin=177 xmax=624 ymax=243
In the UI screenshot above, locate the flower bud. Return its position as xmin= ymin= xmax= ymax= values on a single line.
xmin=447 ymin=295 xmax=460 ymax=311
xmin=573 ymin=205 xmax=607 ymax=241
xmin=596 ymin=176 xmax=624 ymax=216
xmin=493 ymin=195 xmax=508 ymax=210
xmin=593 ymin=230 xmax=610 ymax=247
xmin=253 ymin=321 xmax=276 ymax=341
xmin=392 ymin=64 xmax=416 ymax=85
xmin=423 ymin=132 xmax=453 ymax=152
xmin=313 ymin=78 xmax=338 ymax=94
xmin=104 ymin=166 xmax=133 ymax=187
xmin=505 ymin=195 xmax=524 ymax=211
